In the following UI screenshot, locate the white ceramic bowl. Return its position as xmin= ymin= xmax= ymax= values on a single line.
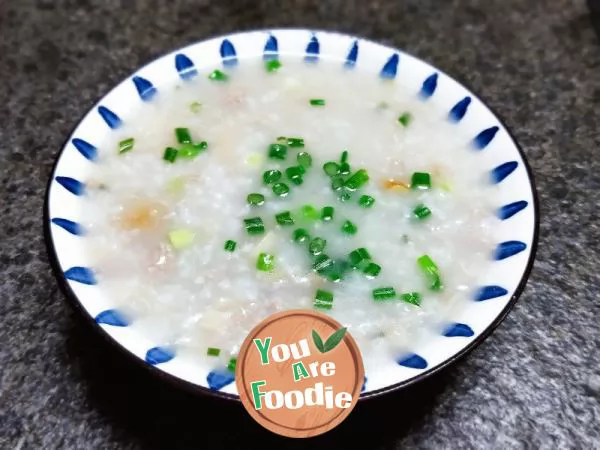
xmin=44 ymin=29 xmax=539 ymax=400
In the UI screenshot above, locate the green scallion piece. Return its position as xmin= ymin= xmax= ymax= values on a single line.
xmin=243 ymin=217 xmax=265 ymax=235
xmin=341 ymin=150 xmax=349 ymax=164
xmin=163 ymin=147 xmax=178 ymax=163
xmin=208 ymin=69 xmax=228 ymax=81
xmin=168 ymin=229 xmax=195 ymax=249
xmin=247 ymin=193 xmax=265 ymax=206
xmin=175 ymin=127 xmax=192 ymax=144
xmin=297 ymin=152 xmax=312 ymax=168
xmin=207 ymin=347 xmax=221 ymax=357
xmin=349 ymin=248 xmax=371 ymax=268
xmin=179 ymin=142 xmax=208 ymax=159
xmin=411 ymin=172 xmax=431 ymax=190
xmin=323 ymin=162 xmax=340 ymax=177
xmin=321 ymin=206 xmax=334 ymax=222
xmin=341 ymin=220 xmax=357 ymax=235
xmin=265 ymin=59 xmax=282 ymax=72
xmin=308 ymin=237 xmax=327 ymax=255
xmin=118 ymin=137 xmax=135 ymax=154
xmin=190 ymin=101 xmax=202 ymax=113
xmin=359 ymin=195 xmax=375 ymax=208
xmin=344 ymin=169 xmax=370 ymax=191
xmin=257 ymin=252 xmax=275 ymax=272
xmin=310 ymin=98 xmax=326 ymax=106
xmin=272 ymin=182 xmax=290 ymax=197
xmin=363 ymin=262 xmax=381 ymax=278
xmin=398 ymin=112 xmax=412 ymax=127
xmin=224 ymin=240 xmax=237 ymax=252
xmin=417 ymin=254 xmax=443 ymax=291
xmin=339 ymin=162 xmax=351 ymax=175
xmin=314 ymin=289 xmax=334 ymax=310
xmin=287 ymin=137 xmax=305 ymax=148
xmin=263 ymin=169 xmax=282 ymax=184
xmin=301 ymin=205 xmax=320 ymax=221
xmin=339 ymin=190 xmax=353 ymax=202
xmin=268 ymin=143 xmax=288 ymax=160
xmin=413 ymin=204 xmax=432 ymax=220
xmin=275 ymin=211 xmax=294 ymax=226
xmin=373 ymin=287 xmax=396 ymax=301
xmin=285 ymin=166 xmax=304 ymax=185
xmin=400 ymin=292 xmax=422 ymax=306
xmin=293 ymin=228 xmax=310 ymax=243
xmin=313 ymin=254 xmax=334 ymax=273
xmin=331 ymin=177 xmax=344 ymax=191
xmin=227 ymin=357 xmax=237 ymax=372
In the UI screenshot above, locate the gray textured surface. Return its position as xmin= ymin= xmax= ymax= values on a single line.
xmin=1 ymin=0 xmax=599 ymax=448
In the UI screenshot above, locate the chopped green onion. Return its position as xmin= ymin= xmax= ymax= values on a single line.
xmin=363 ymin=262 xmax=381 ymax=278
xmin=168 ymin=229 xmax=195 ymax=249
xmin=339 ymin=190 xmax=353 ymax=202
xmin=272 ymin=182 xmax=290 ymax=197
xmin=411 ymin=172 xmax=431 ymax=190
xmin=417 ymin=255 xmax=443 ymax=291
xmin=373 ymin=287 xmax=397 ymax=301
xmin=208 ymin=69 xmax=228 ymax=81
xmin=118 ymin=137 xmax=135 ymax=154
xmin=301 ymin=205 xmax=320 ymax=221
xmin=331 ymin=177 xmax=344 ymax=191
xmin=263 ymin=169 xmax=282 ymax=184
xmin=398 ymin=112 xmax=412 ymax=127
xmin=314 ymin=289 xmax=334 ymax=310
xmin=163 ymin=147 xmax=178 ymax=163
xmin=341 ymin=150 xmax=349 ymax=164
xmin=285 ymin=166 xmax=304 ymax=185
xmin=190 ymin=101 xmax=202 ymax=113
xmin=265 ymin=59 xmax=282 ymax=72
xmin=175 ymin=127 xmax=192 ymax=144
xmin=310 ymin=98 xmax=326 ymax=106
xmin=166 ymin=176 xmax=186 ymax=194
xmin=244 ymin=217 xmax=265 ymax=235
xmin=207 ymin=347 xmax=221 ymax=356
xmin=349 ymin=248 xmax=371 ymax=268
xmin=313 ymin=254 xmax=334 ymax=273
xmin=293 ymin=228 xmax=310 ymax=243
xmin=297 ymin=152 xmax=312 ymax=168
xmin=309 ymin=237 xmax=327 ymax=255
xmin=268 ymin=143 xmax=288 ymax=160
xmin=247 ymin=193 xmax=265 ymax=206
xmin=359 ymin=195 xmax=375 ymax=208
xmin=179 ymin=142 xmax=208 ymax=159
xmin=257 ymin=252 xmax=275 ymax=272
xmin=400 ymin=292 xmax=422 ymax=306
xmin=321 ymin=206 xmax=334 ymax=222
xmin=287 ymin=137 xmax=305 ymax=148
xmin=224 ymin=240 xmax=237 ymax=252
xmin=344 ymin=169 xmax=370 ymax=191
xmin=323 ymin=162 xmax=340 ymax=176
xmin=341 ymin=220 xmax=357 ymax=235
xmin=275 ymin=211 xmax=294 ymax=226
xmin=339 ymin=163 xmax=351 ymax=175
xmin=413 ymin=204 xmax=432 ymax=220
xmin=227 ymin=357 xmax=237 ymax=372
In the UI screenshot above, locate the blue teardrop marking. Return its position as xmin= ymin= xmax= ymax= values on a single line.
xmin=419 ymin=73 xmax=438 ymax=99
xmin=263 ymin=34 xmax=278 ymax=60
xmin=220 ymin=39 xmax=238 ymax=66
xmin=145 ymin=347 xmax=175 ymax=365
xmin=473 ymin=126 xmax=499 ymax=150
xmin=207 ymin=369 xmax=235 ymax=391
xmin=397 ymin=353 xmax=428 ymax=369
xmin=51 ymin=218 xmax=84 ymax=235
xmin=95 ymin=309 xmax=130 ymax=327
xmin=71 ymin=138 xmax=98 ymax=161
xmin=345 ymin=40 xmax=359 ymax=68
xmin=491 ymin=161 xmax=518 ymax=184
xmin=97 ymin=106 xmax=122 ymax=129
xmin=497 ymin=200 xmax=528 ymax=220
xmin=305 ymin=35 xmax=320 ymax=63
xmin=495 ymin=241 xmax=527 ymax=260
xmin=64 ymin=267 xmax=96 ymax=285
xmin=380 ymin=54 xmax=399 ymax=79
xmin=175 ymin=53 xmax=197 ymax=80
xmin=448 ymin=96 xmax=472 ymax=122
xmin=55 ymin=176 xmax=85 ymax=196
xmin=361 ymin=376 xmax=367 ymax=393
xmin=132 ymin=76 xmax=157 ymax=101
xmin=475 ymin=285 xmax=509 ymax=302
xmin=443 ymin=323 xmax=475 ymax=337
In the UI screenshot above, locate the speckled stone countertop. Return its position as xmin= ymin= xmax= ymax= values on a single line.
xmin=1 ymin=0 xmax=599 ymax=448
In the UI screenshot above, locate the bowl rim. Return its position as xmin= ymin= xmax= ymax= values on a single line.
xmin=43 ymin=27 xmax=540 ymax=402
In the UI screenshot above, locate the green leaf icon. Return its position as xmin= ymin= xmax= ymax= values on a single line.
xmin=323 ymin=327 xmax=347 ymax=353
xmin=312 ymin=329 xmax=325 ymax=352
